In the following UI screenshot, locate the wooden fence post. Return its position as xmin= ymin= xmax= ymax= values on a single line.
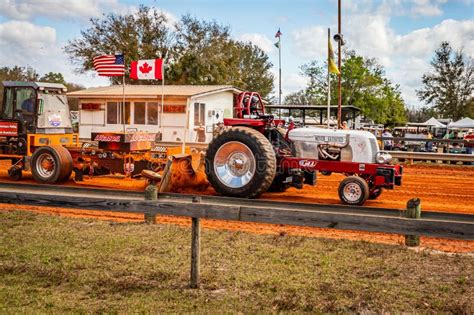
xmin=190 ymin=217 xmax=201 ymax=288
xmin=405 ymin=198 xmax=421 ymax=246
xmin=144 ymin=184 xmax=157 ymax=224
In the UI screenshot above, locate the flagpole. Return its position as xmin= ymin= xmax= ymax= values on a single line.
xmin=327 ymin=28 xmax=331 ymax=128
xmin=122 ymin=72 xmax=126 ymax=134
xmin=160 ymin=56 xmax=165 ymax=140
xmin=278 ymin=35 xmax=282 ymax=105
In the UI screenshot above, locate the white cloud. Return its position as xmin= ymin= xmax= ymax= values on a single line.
xmin=291 ymin=26 xmax=327 ymax=60
xmin=0 ymin=20 xmax=56 ymax=58
xmin=0 ymin=20 xmax=109 ymax=87
xmin=0 ymin=0 xmax=134 ymax=21
xmin=410 ymin=0 xmax=446 ymax=17
xmin=238 ymin=33 xmax=275 ymax=54
xmin=290 ymin=10 xmax=474 ymax=107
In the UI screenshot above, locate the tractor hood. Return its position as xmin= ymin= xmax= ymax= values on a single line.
xmin=288 ymin=127 xmax=380 ymax=163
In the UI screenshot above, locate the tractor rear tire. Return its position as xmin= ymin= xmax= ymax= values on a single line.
xmin=338 ymin=176 xmax=370 ymax=206
xmin=205 ymin=126 xmax=276 ymax=198
xmin=31 ymin=145 xmax=73 ymax=184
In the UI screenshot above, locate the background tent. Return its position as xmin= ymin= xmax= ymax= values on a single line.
xmin=448 ymin=117 xmax=474 ymax=129
xmin=423 ymin=117 xmax=446 ymax=128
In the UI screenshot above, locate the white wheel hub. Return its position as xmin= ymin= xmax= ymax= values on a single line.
xmin=343 ymin=182 xmax=362 ymax=202
xmin=214 ymin=141 xmax=256 ymax=188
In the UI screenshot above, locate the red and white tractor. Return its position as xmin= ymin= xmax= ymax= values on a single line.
xmin=205 ymin=92 xmax=402 ymax=205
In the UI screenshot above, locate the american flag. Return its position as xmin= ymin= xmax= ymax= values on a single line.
xmin=275 ymin=28 xmax=282 ymax=38
xmin=93 ymin=54 xmax=125 ymax=76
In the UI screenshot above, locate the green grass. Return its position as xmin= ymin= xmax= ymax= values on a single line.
xmin=0 ymin=210 xmax=473 ymax=313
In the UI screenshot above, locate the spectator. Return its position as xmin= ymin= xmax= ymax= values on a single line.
xmin=425 ymin=130 xmax=433 ymax=151
xmin=464 ymin=130 xmax=474 ymax=155
xmin=341 ymin=121 xmax=349 ymax=130
xmin=382 ymin=128 xmax=393 ymax=150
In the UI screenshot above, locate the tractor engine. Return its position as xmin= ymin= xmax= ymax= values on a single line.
xmin=288 ymin=127 xmax=385 ymax=164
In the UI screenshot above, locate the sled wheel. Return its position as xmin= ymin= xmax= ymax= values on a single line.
xmin=338 ymin=176 xmax=370 ymax=206
xmin=31 ymin=145 xmax=73 ymax=184
xmin=8 ymin=166 xmax=22 ymax=181
xmin=205 ymin=126 xmax=276 ymax=198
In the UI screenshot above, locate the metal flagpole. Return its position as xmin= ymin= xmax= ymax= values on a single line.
xmin=327 ymin=28 xmax=331 ymax=128
xmin=122 ymin=72 xmax=126 ymax=134
xmin=278 ymin=36 xmax=282 ymax=105
xmin=160 ymin=55 xmax=165 ymax=140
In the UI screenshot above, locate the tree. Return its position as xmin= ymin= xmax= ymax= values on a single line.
xmin=64 ymin=8 xmax=274 ymax=97
xmin=39 ymin=72 xmax=66 ymax=84
xmin=417 ymin=41 xmax=474 ymax=120
xmin=0 ymin=66 xmax=40 ymax=106
xmin=288 ymin=50 xmax=407 ymax=125
xmin=0 ymin=66 xmax=84 ymax=110
xmin=65 ymin=5 xmax=172 ymax=85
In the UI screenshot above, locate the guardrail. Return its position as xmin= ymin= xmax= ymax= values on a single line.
xmin=387 ymin=151 xmax=474 ymax=163
xmin=0 ymin=182 xmax=472 ymax=288
xmin=378 ymin=137 xmax=468 ymax=145
xmin=0 ymin=183 xmax=471 ymax=240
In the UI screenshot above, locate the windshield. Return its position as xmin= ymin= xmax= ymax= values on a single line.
xmin=37 ymin=92 xmax=72 ymax=128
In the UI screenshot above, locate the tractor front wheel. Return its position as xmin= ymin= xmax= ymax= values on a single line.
xmin=31 ymin=145 xmax=73 ymax=184
xmin=205 ymin=127 xmax=276 ymax=198
xmin=338 ymin=176 xmax=370 ymax=206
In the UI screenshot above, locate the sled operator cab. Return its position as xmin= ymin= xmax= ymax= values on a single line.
xmin=0 ymin=81 xmax=78 ymax=182
xmin=0 ymin=81 xmax=76 ymax=154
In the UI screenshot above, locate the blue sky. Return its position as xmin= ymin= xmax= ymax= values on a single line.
xmin=0 ymin=0 xmax=473 ymax=107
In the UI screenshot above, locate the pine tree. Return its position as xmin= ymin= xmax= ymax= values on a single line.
xmin=417 ymin=41 xmax=474 ymax=120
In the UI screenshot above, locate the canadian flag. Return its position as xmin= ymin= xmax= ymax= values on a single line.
xmin=130 ymin=59 xmax=163 ymax=80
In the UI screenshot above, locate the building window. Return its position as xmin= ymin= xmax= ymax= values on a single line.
xmin=107 ymin=101 xmax=130 ymax=125
xmin=107 ymin=102 xmax=118 ymax=124
xmin=147 ymin=102 xmax=159 ymax=125
xmin=134 ymin=102 xmax=146 ymax=124
xmin=194 ymin=102 xmax=205 ymax=126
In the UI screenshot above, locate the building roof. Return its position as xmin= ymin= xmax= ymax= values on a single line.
xmin=68 ymin=84 xmax=242 ymax=98
xmin=2 ymin=81 xmax=67 ymax=90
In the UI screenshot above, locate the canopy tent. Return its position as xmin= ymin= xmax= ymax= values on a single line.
xmin=423 ymin=117 xmax=446 ymax=128
xmin=448 ymin=117 xmax=474 ymax=129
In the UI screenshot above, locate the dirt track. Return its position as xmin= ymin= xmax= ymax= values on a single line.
xmin=0 ymin=160 xmax=473 ymax=253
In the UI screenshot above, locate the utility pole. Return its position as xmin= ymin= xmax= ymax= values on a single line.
xmin=337 ymin=0 xmax=342 ymax=128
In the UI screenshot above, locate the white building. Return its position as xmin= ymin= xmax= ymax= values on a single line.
xmin=68 ymin=85 xmax=242 ymax=142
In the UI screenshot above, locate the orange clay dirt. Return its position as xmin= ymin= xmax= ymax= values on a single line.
xmin=0 ymin=160 xmax=473 ymax=253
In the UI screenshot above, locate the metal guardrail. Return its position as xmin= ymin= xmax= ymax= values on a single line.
xmin=378 ymin=137 xmax=468 ymax=144
xmin=387 ymin=151 xmax=474 ymax=163
xmin=0 ymin=182 xmax=472 ymax=240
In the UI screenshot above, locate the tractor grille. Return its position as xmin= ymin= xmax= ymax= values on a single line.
xmin=369 ymin=138 xmax=378 ymax=162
